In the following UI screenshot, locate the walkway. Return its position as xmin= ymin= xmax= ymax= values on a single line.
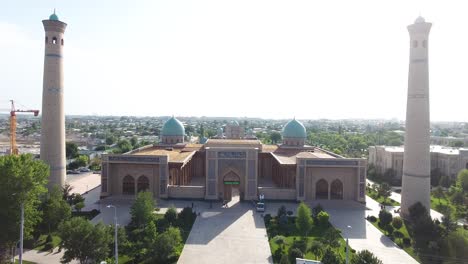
xmin=17 ymin=249 xmax=78 ymax=264
xmin=178 ymin=197 xmax=272 ymax=264
xmin=316 ymin=199 xmax=419 ymax=264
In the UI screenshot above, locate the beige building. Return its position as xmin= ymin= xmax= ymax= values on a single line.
xmin=101 ymin=118 xmax=367 ymax=203
xmin=368 ymin=145 xmax=468 ymax=180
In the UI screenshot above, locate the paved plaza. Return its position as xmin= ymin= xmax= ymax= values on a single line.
xmin=178 ymin=197 xmax=273 ymax=264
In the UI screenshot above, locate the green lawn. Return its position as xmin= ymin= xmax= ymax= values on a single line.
xmin=15 ymin=260 xmax=36 ymax=264
xmin=33 ymin=234 xmax=61 ymax=252
xmin=266 ymin=216 xmax=353 ymax=263
xmin=430 ymin=195 xmax=456 ymax=217
xmin=369 ymin=219 xmax=419 ymax=262
xmin=366 ymin=188 xmax=400 ymax=206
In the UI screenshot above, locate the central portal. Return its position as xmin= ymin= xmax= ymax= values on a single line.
xmin=223 ymin=171 xmax=241 ymax=201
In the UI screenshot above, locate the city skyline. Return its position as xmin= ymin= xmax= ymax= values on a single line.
xmin=1 ymin=1 xmax=468 ymax=121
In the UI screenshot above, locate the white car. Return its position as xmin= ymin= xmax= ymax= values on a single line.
xmin=256 ymin=202 xmax=265 ymax=212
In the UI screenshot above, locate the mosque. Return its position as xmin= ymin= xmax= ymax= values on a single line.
xmin=101 ymin=118 xmax=367 ymax=202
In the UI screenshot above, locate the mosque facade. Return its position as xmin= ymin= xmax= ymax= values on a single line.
xmin=101 ymin=118 xmax=367 ymax=202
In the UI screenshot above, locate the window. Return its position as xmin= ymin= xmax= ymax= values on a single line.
xmin=61 ymin=39 xmax=64 ymax=46
xmin=45 ymin=36 xmax=48 ymax=44
xmin=52 ymin=37 xmax=57 ymax=44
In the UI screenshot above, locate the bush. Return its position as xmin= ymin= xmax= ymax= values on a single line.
xmin=312 ymin=204 xmax=324 ymax=218
xmin=273 ymin=248 xmax=283 ymax=263
xmin=164 ymin=207 xmax=178 ymax=226
xmin=367 ymin=215 xmax=377 ymax=223
xmin=44 ymin=241 xmax=54 ymax=251
xmin=178 ymin=207 xmax=196 ymax=230
xmin=288 ymin=248 xmax=303 ymax=263
xmin=378 ymin=210 xmax=393 ymax=227
xmin=287 ymin=211 xmax=293 ymax=216
xmin=46 ymin=234 xmax=53 ymax=243
xmin=317 ymin=211 xmax=330 ymax=227
xmin=392 ymin=217 xmax=403 ymax=230
xmin=385 ymin=224 xmax=394 ymax=236
xmin=291 ymin=239 xmax=307 ymax=253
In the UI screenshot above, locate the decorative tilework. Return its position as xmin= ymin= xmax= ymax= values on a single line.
xmin=108 ymin=156 xmax=160 ymax=163
xmin=306 ymin=160 xmax=358 ymax=166
xmin=218 ymin=151 xmax=246 ymax=159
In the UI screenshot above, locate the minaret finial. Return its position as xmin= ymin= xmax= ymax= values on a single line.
xmin=54 ymin=8 xmax=56 ymax=14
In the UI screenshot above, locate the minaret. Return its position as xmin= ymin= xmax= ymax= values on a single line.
xmin=401 ymin=16 xmax=432 ymax=216
xmin=40 ymin=10 xmax=67 ymax=189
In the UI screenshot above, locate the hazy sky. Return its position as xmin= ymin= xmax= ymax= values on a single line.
xmin=1 ymin=1 xmax=467 ymax=121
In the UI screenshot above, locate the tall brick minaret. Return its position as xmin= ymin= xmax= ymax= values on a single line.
xmin=401 ymin=16 xmax=432 ymax=216
xmin=40 ymin=10 xmax=67 ymax=189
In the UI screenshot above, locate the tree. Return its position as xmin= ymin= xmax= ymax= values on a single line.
xmin=75 ymin=155 xmax=89 ymax=168
xmin=75 ymin=202 xmax=85 ymax=212
xmin=457 ymin=169 xmax=468 ymax=192
xmin=116 ymin=139 xmax=132 ymax=154
xmin=0 ymin=154 xmax=49 ymax=262
xmin=383 ymin=169 xmax=395 ymax=183
xmin=66 ymin=142 xmax=79 ymax=159
xmin=296 ymin=202 xmax=313 ymax=237
xmin=321 ymin=247 xmax=341 ymax=264
xmin=270 ymin=132 xmax=282 ymax=144
xmin=105 ymin=135 xmax=116 ymax=145
xmin=129 ymin=191 xmax=155 ymax=228
xmin=377 ymin=183 xmax=392 ymax=203
xmin=351 ymin=249 xmax=383 ymax=264
xmin=43 ymin=186 xmax=72 ymax=233
xmin=130 ymin=136 xmax=138 ymax=147
xmin=58 ymin=217 xmax=112 ymax=264
xmin=317 ymin=211 xmax=330 ymax=227
xmin=279 ymin=254 xmax=290 ymax=264
xmin=150 ymin=226 xmax=182 ymax=263
xmin=441 ymin=213 xmax=457 ymax=237
xmin=432 ymin=186 xmax=445 ymax=204
xmin=288 ymin=248 xmax=303 ymax=263
xmin=62 ymin=183 xmax=74 ymax=202
xmin=277 ymin=205 xmax=287 ymax=218
xmin=378 ymin=210 xmax=393 ymax=228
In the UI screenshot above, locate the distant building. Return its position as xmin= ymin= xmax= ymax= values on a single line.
xmin=101 ymin=117 xmax=367 ymax=203
xmin=368 ymin=145 xmax=468 ymax=180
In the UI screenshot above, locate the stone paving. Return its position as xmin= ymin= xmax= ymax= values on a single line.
xmin=178 ymin=197 xmax=273 ymax=264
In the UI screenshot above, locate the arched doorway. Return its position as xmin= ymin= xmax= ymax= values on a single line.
xmin=223 ymin=171 xmax=241 ymax=202
xmin=330 ymin=179 xmax=343 ymax=200
xmin=137 ymin=175 xmax=150 ymax=192
xmin=316 ymin=179 xmax=328 ymax=199
xmin=122 ymin=175 xmax=135 ymax=195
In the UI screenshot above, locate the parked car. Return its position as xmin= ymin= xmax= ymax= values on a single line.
xmin=69 ymin=170 xmax=80 ymax=174
xmin=79 ymin=168 xmax=91 ymax=172
xmin=256 ymin=202 xmax=265 ymax=212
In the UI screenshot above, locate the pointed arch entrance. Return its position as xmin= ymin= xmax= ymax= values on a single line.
xmin=137 ymin=175 xmax=150 ymax=192
xmin=315 ymin=179 xmax=328 ymax=199
xmin=223 ymin=171 xmax=241 ymax=202
xmin=122 ymin=175 xmax=135 ymax=195
xmin=330 ymin=179 xmax=343 ymax=200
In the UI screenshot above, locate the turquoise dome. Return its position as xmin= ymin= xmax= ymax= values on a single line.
xmin=161 ymin=117 xmax=185 ymax=136
xmin=49 ymin=12 xmax=59 ymax=21
xmin=282 ymin=119 xmax=306 ymax=138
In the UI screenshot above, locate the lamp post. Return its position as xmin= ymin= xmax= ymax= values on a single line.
xmin=345 ymin=225 xmax=352 ymax=264
xmin=107 ymin=205 xmax=118 ymax=264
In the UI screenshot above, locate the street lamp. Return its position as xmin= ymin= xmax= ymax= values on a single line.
xmin=11 ymin=193 xmax=24 ymax=264
xmin=107 ymin=205 xmax=118 ymax=264
xmin=345 ymin=225 xmax=352 ymax=264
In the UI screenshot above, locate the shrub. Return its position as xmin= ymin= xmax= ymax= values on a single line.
xmin=288 ymin=248 xmax=303 ymax=263
xmin=367 ymin=215 xmax=377 ymax=223
xmin=317 ymin=211 xmax=330 ymax=227
xmin=287 ymin=211 xmax=293 ymax=216
xmin=312 ymin=204 xmax=324 ymax=218
xmin=164 ymin=207 xmax=178 ymax=226
xmin=178 ymin=207 xmax=196 ymax=230
xmin=279 ymin=254 xmax=290 ymax=264
xmin=273 ymin=235 xmax=286 ymax=246
xmin=392 ymin=217 xmax=403 ymax=230
xmin=273 ymin=248 xmax=283 ymax=262
xmin=378 ymin=210 xmax=393 ymax=227
xmin=385 ymin=224 xmax=394 ymax=236
xmin=291 ymin=239 xmax=307 ymax=253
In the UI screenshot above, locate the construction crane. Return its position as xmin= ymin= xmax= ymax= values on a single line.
xmin=9 ymin=100 xmax=39 ymax=155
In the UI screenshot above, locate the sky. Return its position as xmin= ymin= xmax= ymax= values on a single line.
xmin=1 ymin=0 xmax=467 ymax=121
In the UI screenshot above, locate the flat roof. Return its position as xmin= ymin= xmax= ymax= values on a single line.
xmin=382 ymin=145 xmax=463 ymax=155
xmin=205 ymin=139 xmax=262 ymax=148
xmin=132 ymin=144 xmax=203 ymax=163
xmin=270 ymin=147 xmax=336 ymax=165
